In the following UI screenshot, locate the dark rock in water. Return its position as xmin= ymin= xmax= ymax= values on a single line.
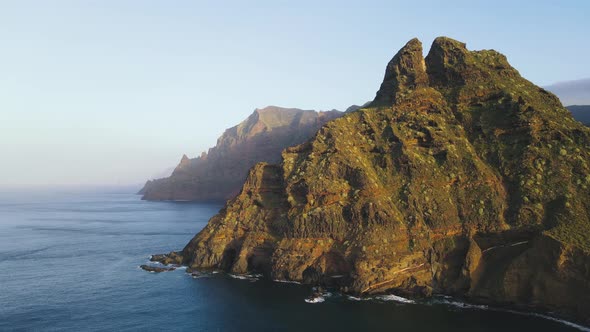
xmin=140 ymin=265 xmax=176 ymax=273
xmin=149 ymin=254 xmax=167 ymax=262
xmin=154 ymin=37 xmax=590 ymax=325
xmin=305 ymin=286 xmax=328 ymax=303
xmin=150 ymin=252 xmax=183 ymax=265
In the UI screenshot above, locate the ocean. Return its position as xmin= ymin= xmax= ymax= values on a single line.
xmin=0 ymin=189 xmax=587 ymax=331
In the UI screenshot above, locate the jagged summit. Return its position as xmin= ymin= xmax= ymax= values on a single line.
xmin=371 ymin=38 xmax=428 ymax=106
xmin=228 ymin=106 xmax=342 ymax=141
xmin=371 ymin=36 xmax=524 ymax=108
xmin=179 ymin=154 xmax=190 ymax=165
xmin=168 ymin=154 xmax=192 ymax=176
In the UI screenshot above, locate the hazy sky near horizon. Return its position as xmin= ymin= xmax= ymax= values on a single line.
xmin=1 ymin=1 xmax=589 ymax=187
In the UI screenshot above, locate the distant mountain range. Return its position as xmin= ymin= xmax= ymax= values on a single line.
xmin=545 ymin=78 xmax=590 ymax=106
xmin=567 ymin=105 xmax=590 ymax=125
xmin=544 ymin=79 xmax=589 ymax=125
xmin=139 ymin=106 xmax=343 ymax=201
xmin=141 ymin=103 xmax=588 ymax=203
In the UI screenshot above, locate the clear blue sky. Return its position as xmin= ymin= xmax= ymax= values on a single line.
xmin=1 ymin=0 xmax=589 ymax=187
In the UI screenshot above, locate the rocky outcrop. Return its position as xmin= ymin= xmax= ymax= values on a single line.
xmin=139 ymin=265 xmax=176 ymax=273
xmin=139 ymin=107 xmax=343 ymax=201
xmin=345 ymin=101 xmax=371 ymax=113
xmin=152 ymin=37 xmax=590 ymax=324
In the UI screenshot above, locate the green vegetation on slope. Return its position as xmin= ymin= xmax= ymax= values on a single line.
xmin=152 ymin=37 xmax=590 ymax=324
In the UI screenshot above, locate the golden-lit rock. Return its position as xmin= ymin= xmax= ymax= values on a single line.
xmin=152 ymin=37 xmax=590 ymax=325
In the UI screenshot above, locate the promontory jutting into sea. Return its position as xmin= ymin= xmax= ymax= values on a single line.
xmin=143 ymin=37 xmax=590 ymax=327
xmin=2 ymin=2 xmax=590 ymax=331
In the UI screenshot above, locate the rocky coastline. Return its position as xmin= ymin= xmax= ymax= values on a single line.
xmin=146 ymin=37 xmax=590 ymax=326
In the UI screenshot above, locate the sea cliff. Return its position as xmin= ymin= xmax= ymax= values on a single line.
xmin=140 ymin=107 xmax=342 ymax=201
xmin=149 ymin=37 xmax=590 ymax=325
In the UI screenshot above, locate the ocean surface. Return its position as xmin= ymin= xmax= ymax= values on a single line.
xmin=0 ymin=189 xmax=588 ymax=332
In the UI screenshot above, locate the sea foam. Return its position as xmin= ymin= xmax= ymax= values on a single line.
xmin=374 ymin=294 xmax=415 ymax=304
xmin=273 ymin=279 xmax=302 ymax=285
xmin=431 ymin=297 xmax=590 ymax=332
xmin=304 ymin=296 xmax=325 ymax=304
xmin=228 ymin=273 xmax=261 ymax=282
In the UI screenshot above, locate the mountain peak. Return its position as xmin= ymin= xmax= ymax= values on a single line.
xmin=431 ymin=36 xmax=468 ymax=51
xmin=371 ymin=38 xmax=429 ymax=106
xmin=140 ymin=106 xmax=343 ymax=201
xmin=180 ymin=154 xmax=189 ymax=163
xmin=150 ymin=38 xmax=590 ymax=324
xmin=168 ymin=154 xmax=193 ymax=176
xmin=424 ymin=36 xmax=471 ymax=88
xmin=176 ymin=153 xmax=191 ymax=168
xmin=426 ymin=36 xmax=518 ymax=91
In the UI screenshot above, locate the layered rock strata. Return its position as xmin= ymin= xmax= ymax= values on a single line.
xmin=152 ymin=37 xmax=590 ymax=324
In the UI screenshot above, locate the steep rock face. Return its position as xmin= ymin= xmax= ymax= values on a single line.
xmin=157 ymin=38 xmax=590 ymax=324
xmin=140 ymin=107 xmax=343 ymax=201
xmin=371 ymin=38 xmax=429 ymax=106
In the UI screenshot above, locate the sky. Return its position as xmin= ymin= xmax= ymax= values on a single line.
xmin=1 ymin=0 xmax=589 ymax=188
xmin=545 ymin=78 xmax=590 ymax=106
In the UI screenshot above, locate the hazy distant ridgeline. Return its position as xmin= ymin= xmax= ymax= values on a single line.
xmin=545 ymin=78 xmax=590 ymax=106
xmin=567 ymin=105 xmax=590 ymax=125
xmin=544 ymin=78 xmax=590 ymax=125
xmin=139 ymin=106 xmax=343 ymax=201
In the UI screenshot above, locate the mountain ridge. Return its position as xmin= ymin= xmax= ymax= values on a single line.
xmin=139 ymin=106 xmax=343 ymax=201
xmin=545 ymin=78 xmax=590 ymax=106
xmin=567 ymin=105 xmax=590 ymax=126
xmin=148 ymin=37 xmax=590 ymax=325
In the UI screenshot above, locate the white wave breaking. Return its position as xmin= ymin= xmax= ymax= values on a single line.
xmin=184 ymin=268 xmax=590 ymax=330
xmin=273 ymin=279 xmax=302 ymax=285
xmin=347 ymin=295 xmax=363 ymax=301
xmin=345 ymin=294 xmax=414 ymax=304
xmin=305 ymin=296 xmax=325 ymax=303
xmin=431 ymin=297 xmax=589 ymax=331
xmin=304 ymin=290 xmax=332 ymax=304
xmin=374 ymin=294 xmax=416 ymax=304
xmin=502 ymin=308 xmax=590 ymax=332
xmin=433 ymin=298 xmax=488 ymax=310
xmin=228 ymin=273 xmax=262 ymax=282
xmin=344 ymin=294 xmax=589 ymax=330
